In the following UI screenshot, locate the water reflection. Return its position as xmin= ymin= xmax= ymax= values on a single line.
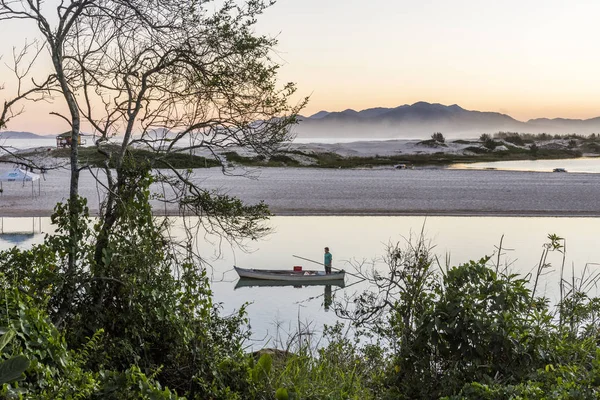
xmin=0 ymin=217 xmax=44 ymax=247
xmin=234 ymin=278 xmax=345 ymax=290
xmin=208 ymin=216 xmax=600 ymax=348
xmin=449 ymin=157 xmax=600 ymax=173
xmin=0 ymin=232 xmax=35 ymax=245
xmin=3 ymin=215 xmax=600 ymax=349
xmin=324 ymin=285 xmax=332 ymax=312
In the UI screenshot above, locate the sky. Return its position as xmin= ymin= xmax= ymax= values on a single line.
xmin=1 ymin=0 xmax=600 ymax=133
xmin=256 ymin=0 xmax=600 ymax=120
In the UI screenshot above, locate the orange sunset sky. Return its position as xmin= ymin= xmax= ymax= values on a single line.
xmin=1 ymin=0 xmax=600 ymax=133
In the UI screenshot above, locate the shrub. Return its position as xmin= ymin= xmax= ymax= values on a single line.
xmin=0 ymin=279 xmax=181 ymax=398
xmin=431 ymin=132 xmax=445 ymax=143
xmin=0 ymin=168 xmax=255 ymax=399
xmin=464 ymin=146 xmax=489 ymax=154
xmin=503 ymin=134 xmax=525 ymax=146
xmin=270 ymin=154 xmax=299 ymax=165
xmin=530 ymin=143 xmax=539 ymax=155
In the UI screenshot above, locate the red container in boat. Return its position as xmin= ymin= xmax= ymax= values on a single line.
xmin=293 ymin=266 xmax=302 ymax=272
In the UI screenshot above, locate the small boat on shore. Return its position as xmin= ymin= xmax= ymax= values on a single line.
xmin=234 ymin=266 xmax=345 ymax=282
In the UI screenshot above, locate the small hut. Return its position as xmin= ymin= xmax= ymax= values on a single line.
xmin=56 ymin=132 xmax=87 ymax=148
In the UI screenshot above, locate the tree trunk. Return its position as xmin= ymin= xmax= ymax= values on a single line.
xmin=51 ymin=45 xmax=81 ymax=325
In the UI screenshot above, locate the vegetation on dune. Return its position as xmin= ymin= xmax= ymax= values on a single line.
xmin=220 ymin=146 xmax=583 ymax=169
xmin=215 ymin=131 xmax=597 ymax=169
xmin=431 ymin=132 xmax=446 ymax=143
xmin=50 ymin=146 xmax=222 ymax=169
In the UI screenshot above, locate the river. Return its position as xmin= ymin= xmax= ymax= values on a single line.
xmin=4 ymin=215 xmax=600 ymax=349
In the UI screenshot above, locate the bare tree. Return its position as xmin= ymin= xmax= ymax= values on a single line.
xmin=0 ymin=41 xmax=53 ymax=128
xmin=1 ymin=0 xmax=305 ymax=317
xmin=62 ymin=0 xmax=306 ymax=264
xmin=0 ymin=0 xmax=99 ymax=283
xmin=1 ymin=0 xmax=304 ymax=227
xmin=0 ymin=41 xmax=60 ymax=171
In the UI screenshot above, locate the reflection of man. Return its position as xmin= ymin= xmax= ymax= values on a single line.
xmin=324 ymin=247 xmax=332 ymax=274
xmin=324 ymin=284 xmax=332 ymax=311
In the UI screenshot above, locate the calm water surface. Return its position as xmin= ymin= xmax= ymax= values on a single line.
xmin=4 ymin=216 xmax=600 ymax=348
xmin=450 ymin=157 xmax=600 ymax=173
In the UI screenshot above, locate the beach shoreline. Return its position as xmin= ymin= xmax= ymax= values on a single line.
xmin=0 ymin=166 xmax=598 ymax=218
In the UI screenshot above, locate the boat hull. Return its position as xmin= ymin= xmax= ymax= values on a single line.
xmin=234 ymin=266 xmax=345 ymax=282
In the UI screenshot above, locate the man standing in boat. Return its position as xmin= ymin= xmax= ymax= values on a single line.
xmin=324 ymin=247 xmax=332 ymax=274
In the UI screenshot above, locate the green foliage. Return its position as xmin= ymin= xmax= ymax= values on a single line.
xmin=0 ymin=162 xmax=258 ymax=398
xmin=445 ymin=356 xmax=600 ymax=399
xmin=530 ymin=142 xmax=539 ymax=155
xmin=95 ymin=366 xmax=180 ymax=400
xmin=222 ymin=151 xmax=301 ymax=167
xmin=222 ymin=144 xmax=586 ymax=169
xmin=483 ymin=139 xmax=499 ymax=149
xmin=341 ymin=233 xmax=600 ymax=398
xmin=269 ymin=154 xmax=300 ymax=165
xmin=5 ymin=184 xmax=600 ymax=399
xmin=581 ymin=141 xmax=600 ymax=153
xmin=52 ymin=146 xmax=220 ymax=169
xmin=464 ymin=145 xmax=490 ymax=154
xmin=0 ymin=279 xmax=180 ymax=399
xmin=0 ymin=354 xmax=30 ymax=386
xmin=262 ymin=323 xmax=383 ymax=400
xmin=251 ymin=354 xmax=273 ymax=384
xmin=275 ymin=387 xmax=291 ymax=400
xmin=429 ymin=258 xmax=534 ymax=392
xmin=179 ymin=187 xmax=272 ymax=241
xmin=493 ymin=132 xmax=526 ymax=146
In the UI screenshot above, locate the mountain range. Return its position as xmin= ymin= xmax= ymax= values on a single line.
xmin=4 ymin=102 xmax=600 ymax=140
xmin=0 ymin=131 xmax=51 ymax=139
xmin=294 ymin=102 xmax=600 ymax=139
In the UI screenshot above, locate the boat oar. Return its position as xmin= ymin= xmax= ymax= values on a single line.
xmin=292 ymin=255 xmax=363 ymax=280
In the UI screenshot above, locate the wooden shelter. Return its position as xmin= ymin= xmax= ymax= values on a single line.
xmin=56 ymin=132 xmax=87 ymax=148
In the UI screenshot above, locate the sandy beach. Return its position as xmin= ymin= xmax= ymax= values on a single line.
xmin=0 ymin=166 xmax=599 ymax=217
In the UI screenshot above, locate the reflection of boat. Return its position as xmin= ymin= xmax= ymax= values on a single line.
xmin=0 ymin=232 xmax=35 ymax=245
xmin=235 ymin=277 xmax=345 ymax=290
xmin=234 ymin=266 xmax=345 ymax=282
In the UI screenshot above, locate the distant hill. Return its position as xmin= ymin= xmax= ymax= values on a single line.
xmin=308 ymin=110 xmax=330 ymax=119
xmin=294 ymin=102 xmax=600 ymax=139
xmin=0 ymin=131 xmax=50 ymax=139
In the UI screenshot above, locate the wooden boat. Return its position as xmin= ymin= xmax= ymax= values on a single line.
xmin=234 ymin=266 xmax=345 ymax=282
xmin=235 ymin=278 xmax=345 ymax=289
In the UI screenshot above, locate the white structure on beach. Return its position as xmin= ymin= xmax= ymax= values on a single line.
xmin=0 ymin=169 xmax=41 ymax=197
